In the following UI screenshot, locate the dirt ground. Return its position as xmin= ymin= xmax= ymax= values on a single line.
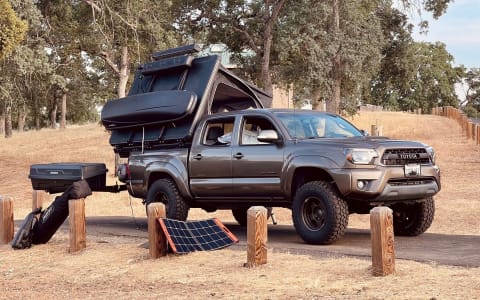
xmin=1 ymin=112 xmax=479 ymax=299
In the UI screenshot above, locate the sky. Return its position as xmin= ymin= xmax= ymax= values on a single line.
xmin=411 ymin=0 xmax=480 ymax=69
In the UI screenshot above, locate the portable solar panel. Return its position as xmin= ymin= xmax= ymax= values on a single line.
xmin=158 ymin=218 xmax=239 ymax=254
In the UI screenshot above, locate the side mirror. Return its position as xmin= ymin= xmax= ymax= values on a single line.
xmin=360 ymin=130 xmax=369 ymax=136
xmin=257 ymin=130 xmax=282 ymax=144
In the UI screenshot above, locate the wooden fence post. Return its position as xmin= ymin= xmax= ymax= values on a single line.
xmin=32 ymin=190 xmax=47 ymax=211
xmin=371 ymin=125 xmax=378 ymax=136
xmin=147 ymin=203 xmax=167 ymax=258
xmin=470 ymin=122 xmax=477 ymax=142
xmin=467 ymin=122 xmax=473 ymax=140
xmin=0 ymin=196 xmax=14 ymax=245
xmin=69 ymin=199 xmax=86 ymax=253
xmin=370 ymin=206 xmax=395 ymax=276
xmin=245 ymin=206 xmax=268 ymax=268
xmin=477 ymin=124 xmax=480 ymax=145
xmin=371 ymin=125 xmax=383 ymax=137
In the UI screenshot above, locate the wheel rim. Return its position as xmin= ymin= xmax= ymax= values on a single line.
xmin=154 ymin=192 xmax=169 ymax=211
xmin=301 ymin=196 xmax=327 ymax=231
xmin=393 ymin=204 xmax=416 ymax=229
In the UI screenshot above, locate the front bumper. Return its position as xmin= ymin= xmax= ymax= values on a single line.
xmin=330 ymin=164 xmax=441 ymax=202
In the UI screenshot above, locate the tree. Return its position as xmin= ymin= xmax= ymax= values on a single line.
xmin=407 ymin=42 xmax=460 ymax=112
xmin=462 ymin=68 xmax=480 ymax=118
xmin=174 ymin=0 xmax=288 ymax=94
xmin=0 ymin=0 xmax=52 ymax=137
xmin=368 ymin=5 xmax=416 ymax=110
xmin=277 ymin=0 xmax=385 ymax=114
xmin=0 ymin=0 xmax=27 ymax=136
xmin=0 ymin=0 xmax=27 ymax=60
xmin=81 ymin=0 xmax=178 ymax=98
xmin=371 ymin=39 xmax=461 ymax=112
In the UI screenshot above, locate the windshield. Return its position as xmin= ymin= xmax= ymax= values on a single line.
xmin=275 ymin=112 xmax=363 ymax=139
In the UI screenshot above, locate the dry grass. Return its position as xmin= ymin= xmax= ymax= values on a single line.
xmin=1 ymin=112 xmax=479 ymax=299
xmin=1 ymin=235 xmax=479 ymax=299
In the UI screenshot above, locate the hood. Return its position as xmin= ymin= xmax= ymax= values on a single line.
xmin=295 ymin=136 xmax=428 ymax=150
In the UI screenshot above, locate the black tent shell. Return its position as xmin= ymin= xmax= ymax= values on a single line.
xmin=100 ymin=45 xmax=272 ymax=157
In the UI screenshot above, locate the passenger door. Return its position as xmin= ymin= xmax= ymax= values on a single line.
xmin=231 ymin=115 xmax=285 ymax=197
xmin=189 ymin=117 xmax=235 ymax=197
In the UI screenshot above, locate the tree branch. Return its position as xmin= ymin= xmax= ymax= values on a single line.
xmin=82 ymin=0 xmax=101 ymax=13
xmin=100 ymin=50 xmax=120 ymax=75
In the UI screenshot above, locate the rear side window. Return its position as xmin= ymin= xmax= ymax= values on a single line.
xmin=202 ymin=117 xmax=235 ymax=146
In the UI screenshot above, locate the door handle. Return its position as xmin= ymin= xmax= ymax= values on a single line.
xmin=193 ymin=154 xmax=203 ymax=160
xmin=233 ymin=153 xmax=244 ymax=159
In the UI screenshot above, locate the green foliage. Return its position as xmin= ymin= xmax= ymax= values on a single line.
xmin=463 ymin=68 xmax=480 ymax=118
xmin=0 ymin=0 xmax=464 ymax=134
xmin=173 ymin=0 xmax=288 ymax=92
xmin=407 ymin=42 xmax=460 ymax=112
xmin=0 ymin=0 xmax=27 ymax=60
xmin=368 ymin=3 xmax=462 ymax=114
xmin=81 ymin=0 xmax=179 ymax=95
xmin=276 ymin=0 xmax=385 ymax=115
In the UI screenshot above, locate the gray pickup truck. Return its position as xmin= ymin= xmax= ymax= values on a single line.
xmin=101 ymin=45 xmax=441 ymax=244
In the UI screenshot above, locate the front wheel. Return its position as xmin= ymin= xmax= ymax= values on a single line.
xmin=145 ymin=178 xmax=189 ymax=220
xmin=391 ymin=197 xmax=435 ymax=236
xmin=292 ymin=181 xmax=348 ymax=245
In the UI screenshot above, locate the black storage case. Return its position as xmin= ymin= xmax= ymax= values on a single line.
xmin=29 ymin=163 xmax=107 ymax=193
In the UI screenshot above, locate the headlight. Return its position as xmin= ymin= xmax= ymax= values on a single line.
xmin=344 ymin=148 xmax=378 ymax=165
xmin=426 ymin=146 xmax=436 ymax=164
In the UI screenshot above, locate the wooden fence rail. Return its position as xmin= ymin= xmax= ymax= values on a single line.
xmin=432 ymin=106 xmax=480 ymax=145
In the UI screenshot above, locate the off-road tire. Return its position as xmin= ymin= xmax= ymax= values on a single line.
xmin=232 ymin=208 xmax=248 ymax=226
xmin=392 ymin=197 xmax=435 ymax=236
xmin=145 ymin=179 xmax=189 ymax=221
xmin=292 ymin=181 xmax=348 ymax=245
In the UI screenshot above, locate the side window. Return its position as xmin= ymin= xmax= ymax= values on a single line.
xmin=202 ymin=117 xmax=235 ymax=146
xmin=240 ymin=116 xmax=275 ymax=145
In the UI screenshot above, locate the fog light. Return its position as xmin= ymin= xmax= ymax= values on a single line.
xmin=357 ymin=180 xmax=366 ymax=189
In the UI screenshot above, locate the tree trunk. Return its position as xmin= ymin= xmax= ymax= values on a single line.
xmin=0 ymin=105 xmax=5 ymax=136
xmin=261 ymin=36 xmax=273 ymax=94
xmin=18 ymin=103 xmax=26 ymax=132
xmin=312 ymin=89 xmax=324 ymax=111
xmin=259 ymin=0 xmax=287 ymax=95
xmin=50 ymin=103 xmax=57 ymax=129
xmin=60 ymin=92 xmax=67 ymax=129
xmin=35 ymin=114 xmax=41 ymax=130
xmin=117 ymin=45 xmax=130 ymax=98
xmin=33 ymin=93 xmax=41 ymax=130
xmin=329 ymin=0 xmax=341 ymax=114
xmin=5 ymin=105 xmax=12 ymax=138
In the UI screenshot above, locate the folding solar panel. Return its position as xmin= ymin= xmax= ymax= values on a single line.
xmin=158 ymin=218 xmax=239 ymax=254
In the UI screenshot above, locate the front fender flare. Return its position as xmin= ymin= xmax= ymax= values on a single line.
xmin=282 ymin=155 xmax=340 ymax=197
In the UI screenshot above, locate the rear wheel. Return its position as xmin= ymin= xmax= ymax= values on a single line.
xmin=232 ymin=208 xmax=248 ymax=226
xmin=292 ymin=181 xmax=348 ymax=245
xmin=392 ymin=197 xmax=435 ymax=236
xmin=145 ymin=178 xmax=189 ymax=220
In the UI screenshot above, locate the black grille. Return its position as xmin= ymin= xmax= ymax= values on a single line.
xmin=381 ymin=148 xmax=430 ymax=165
xmin=388 ymin=178 xmax=434 ymax=186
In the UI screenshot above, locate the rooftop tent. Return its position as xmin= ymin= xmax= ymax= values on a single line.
xmin=100 ymin=44 xmax=272 ymax=157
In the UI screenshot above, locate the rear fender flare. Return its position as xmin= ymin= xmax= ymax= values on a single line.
xmin=145 ymin=159 xmax=192 ymax=200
